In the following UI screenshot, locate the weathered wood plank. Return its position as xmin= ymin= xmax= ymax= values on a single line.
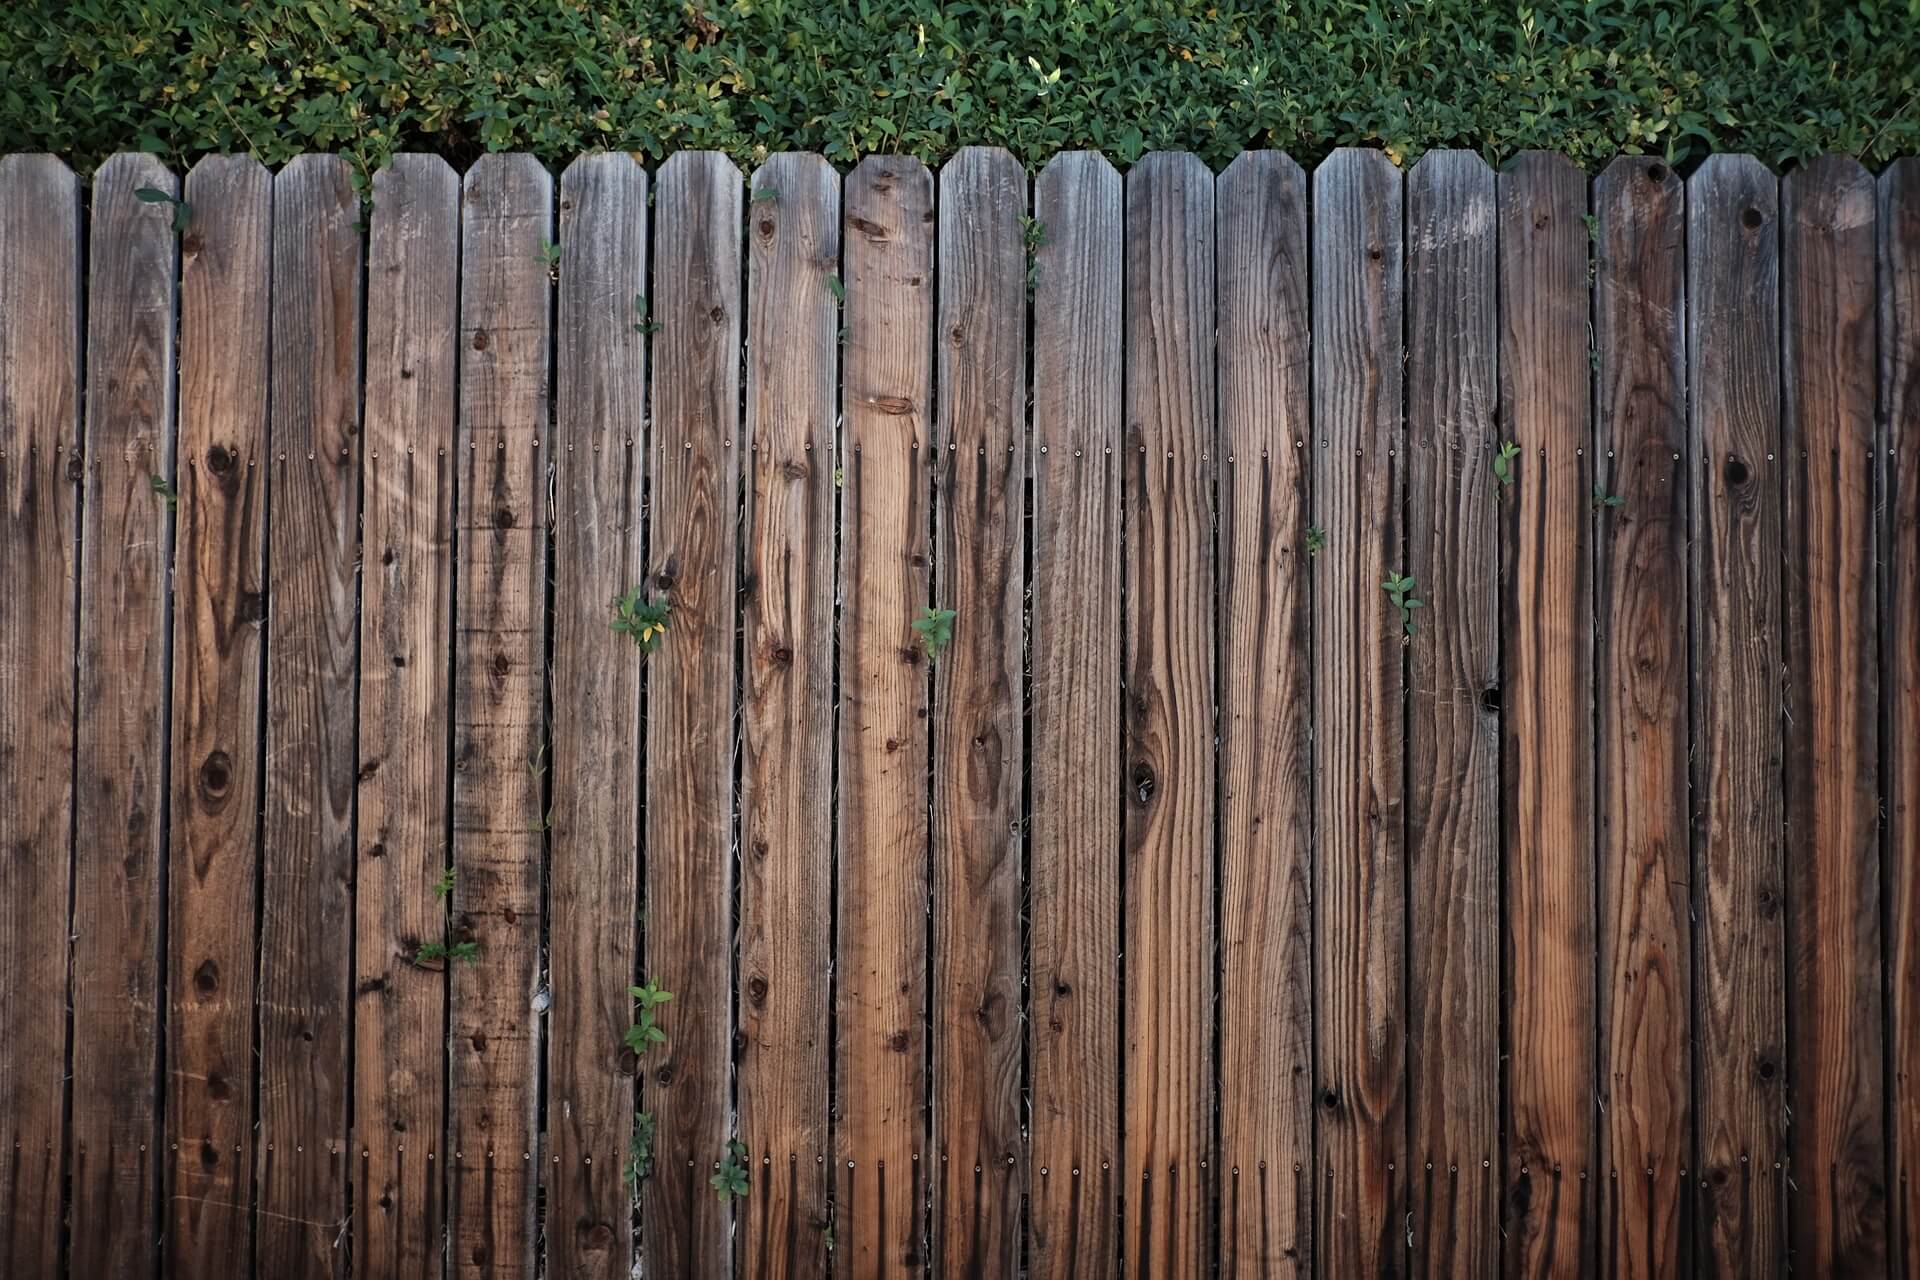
xmin=0 ymin=152 xmax=81 ymax=1280
xmin=167 ymin=153 xmax=271 ymax=1276
xmin=354 ymin=153 xmax=459 ymax=1280
xmin=1686 ymin=153 xmax=1786 ymax=1277
xmin=740 ymin=151 xmax=839 ymax=1280
xmin=1310 ymin=146 xmax=1406 ymax=1278
xmin=450 ymin=152 xmax=551 ymax=1279
xmin=1782 ymin=154 xmax=1886 ymax=1278
xmin=1027 ymin=150 xmax=1123 ymax=1280
xmin=1497 ymin=149 xmax=1597 ymax=1278
xmin=642 ymin=149 xmax=742 ymax=1276
xmin=1592 ymin=155 xmax=1690 ymax=1280
xmin=545 ymin=152 xmax=646 ymax=1280
xmin=930 ymin=144 xmax=1028 ymax=1279
xmin=69 ymin=152 xmax=177 ymax=1280
xmin=1404 ymin=148 xmax=1500 ymax=1275
xmin=1214 ymin=148 xmax=1313 ymax=1276
xmin=834 ymin=154 xmax=934 ymax=1277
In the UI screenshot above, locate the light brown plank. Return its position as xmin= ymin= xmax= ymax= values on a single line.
xmin=1404 ymin=148 xmax=1500 ymax=1275
xmin=1214 ymin=148 xmax=1313 ymax=1275
xmin=931 ymin=144 xmax=1028 ymax=1278
xmin=0 ymin=153 xmax=81 ymax=1280
xmin=1686 ymin=153 xmax=1786 ymax=1276
xmin=1592 ymin=155 xmax=1689 ymax=1280
xmin=740 ymin=151 xmax=839 ymax=1279
xmin=70 ymin=151 xmax=177 ymax=1280
xmin=1028 ymin=150 xmax=1123 ymax=1280
xmin=354 ymin=153 xmax=459 ymax=1280
xmin=1310 ymin=146 xmax=1406 ymax=1278
xmin=167 ymin=153 xmax=271 ymax=1276
xmin=450 ymin=152 xmax=551 ymax=1279
xmin=1782 ymin=154 xmax=1886 ymax=1277
xmin=834 ymin=154 xmax=934 ymax=1277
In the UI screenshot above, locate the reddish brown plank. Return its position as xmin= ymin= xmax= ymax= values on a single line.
xmin=1027 ymin=150 xmax=1123 ymax=1280
xmin=167 ymin=153 xmax=271 ymax=1275
xmin=0 ymin=153 xmax=81 ymax=1280
xmin=1782 ymin=154 xmax=1886 ymax=1278
xmin=1214 ymin=148 xmax=1313 ymax=1275
xmin=450 ymin=153 xmax=551 ymax=1279
xmin=70 ymin=152 xmax=177 ymax=1280
xmin=642 ymin=150 xmax=742 ymax=1276
xmin=1592 ymin=155 xmax=1690 ymax=1280
xmin=1686 ymin=153 xmax=1787 ymax=1277
xmin=834 ymin=154 xmax=934 ymax=1278
xmin=1310 ymin=146 xmax=1406 ymax=1278
xmin=740 ymin=151 xmax=839 ymax=1280
xmin=354 ymin=153 xmax=459 ymax=1279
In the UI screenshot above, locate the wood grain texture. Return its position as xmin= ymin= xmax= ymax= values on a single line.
xmin=450 ymin=153 xmax=550 ymax=1279
xmin=1214 ymin=149 xmax=1313 ymax=1276
xmin=257 ymin=154 xmax=362 ymax=1278
xmin=1781 ymin=154 xmax=1886 ymax=1278
xmin=546 ymin=152 xmax=645 ymax=1280
xmin=1122 ymin=150 xmax=1215 ymax=1277
xmin=929 ymin=146 xmax=1028 ymax=1280
xmin=740 ymin=152 xmax=839 ymax=1280
xmin=1497 ymin=150 xmax=1597 ymax=1279
xmin=1027 ymin=150 xmax=1123 ymax=1280
xmin=167 ymin=153 xmax=271 ymax=1276
xmin=0 ymin=153 xmax=81 ymax=1280
xmin=1404 ymin=148 xmax=1500 ymax=1276
xmin=1685 ymin=154 xmax=1786 ymax=1278
xmin=1882 ymin=156 xmax=1920 ymax=1280
xmin=1592 ymin=155 xmax=1690 ymax=1280
xmin=354 ymin=153 xmax=458 ymax=1280
xmin=834 ymin=154 xmax=934 ymax=1278
xmin=69 ymin=152 xmax=177 ymax=1280
xmin=1309 ymin=146 xmax=1406 ymax=1279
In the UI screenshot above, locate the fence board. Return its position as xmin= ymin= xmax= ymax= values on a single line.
xmin=354 ymin=152 xmax=459 ymax=1279
xmin=450 ymin=152 xmax=551 ymax=1278
xmin=1309 ymin=145 xmax=1406 ymax=1278
xmin=1686 ymin=153 xmax=1787 ymax=1276
xmin=1592 ymin=155 xmax=1690 ymax=1280
xmin=835 ymin=153 xmax=935 ymax=1277
xmin=1782 ymin=154 xmax=1886 ymax=1277
xmin=167 ymin=153 xmax=271 ymax=1276
xmin=0 ymin=153 xmax=80 ymax=1280
xmin=70 ymin=151 xmax=177 ymax=1280
xmin=1027 ymin=150 xmax=1123 ymax=1280
xmin=1214 ymin=148 xmax=1313 ymax=1275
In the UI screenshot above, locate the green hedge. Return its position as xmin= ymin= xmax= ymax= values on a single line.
xmin=4 ymin=0 xmax=1916 ymax=181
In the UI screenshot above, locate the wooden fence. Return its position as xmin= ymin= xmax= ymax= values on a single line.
xmin=0 ymin=145 xmax=1916 ymax=1278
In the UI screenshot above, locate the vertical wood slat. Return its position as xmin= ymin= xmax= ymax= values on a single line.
xmin=1686 ymin=153 xmax=1787 ymax=1276
xmin=1404 ymin=148 xmax=1500 ymax=1274
xmin=0 ymin=153 xmax=81 ymax=1280
xmin=1782 ymin=154 xmax=1886 ymax=1277
xmin=740 ymin=151 xmax=839 ymax=1279
xmin=1214 ymin=148 xmax=1313 ymax=1274
xmin=450 ymin=152 xmax=551 ymax=1279
xmin=1498 ymin=150 xmax=1598 ymax=1276
xmin=1592 ymin=155 xmax=1690 ymax=1280
xmin=1027 ymin=150 xmax=1124 ymax=1280
xmin=545 ymin=152 xmax=646 ymax=1280
xmin=834 ymin=153 xmax=934 ymax=1277
xmin=354 ymin=152 xmax=459 ymax=1279
xmin=167 ymin=153 xmax=272 ymax=1276
xmin=1310 ymin=145 xmax=1406 ymax=1278
xmin=70 ymin=151 xmax=177 ymax=1280
xmin=931 ymin=145 xmax=1028 ymax=1277
xmin=641 ymin=150 xmax=742 ymax=1276
xmin=1121 ymin=149 xmax=1216 ymax=1276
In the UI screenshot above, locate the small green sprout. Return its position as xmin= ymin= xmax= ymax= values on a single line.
xmin=825 ymin=272 xmax=845 ymax=304
xmin=416 ymin=938 xmax=480 ymax=968
xmin=1382 ymin=571 xmax=1424 ymax=639
xmin=1304 ymin=524 xmax=1326 ymax=556
xmin=752 ymin=186 xmax=779 ymax=204
xmin=624 ymin=1112 xmax=657 ymax=1193
xmin=150 ymin=473 xmax=177 ymax=511
xmin=538 ymin=237 xmax=562 ymax=277
xmin=911 ymin=606 xmax=956 ymax=660
xmin=612 ymin=586 xmax=671 ymax=652
xmin=710 ymin=1139 xmax=749 ymax=1201
xmin=135 ymin=186 xmax=192 ymax=233
xmin=1492 ymin=440 xmax=1520 ymax=496
xmin=632 ymin=293 xmax=660 ymax=335
xmin=432 ymin=867 xmax=455 ymax=902
xmin=1592 ymin=485 xmax=1625 ymax=511
xmin=624 ymin=978 xmax=674 ymax=1058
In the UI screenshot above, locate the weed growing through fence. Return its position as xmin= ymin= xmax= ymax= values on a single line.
xmin=1304 ymin=524 xmax=1326 ymax=556
xmin=632 ymin=294 xmax=661 ymax=335
xmin=710 ymin=1139 xmax=749 ymax=1201
xmin=1382 ymin=572 xmax=1423 ymax=639
xmin=825 ymin=272 xmax=845 ymax=305
xmin=433 ymin=867 xmax=455 ymax=902
xmin=752 ymin=186 xmax=779 ymax=204
xmin=134 ymin=186 xmax=191 ymax=233
xmin=624 ymin=1112 xmax=657 ymax=1194
xmin=912 ymin=606 xmax=956 ymax=660
xmin=1493 ymin=440 xmax=1520 ymax=497
xmin=1592 ymin=485 xmax=1625 ymax=511
xmin=611 ymin=586 xmax=671 ymax=652
xmin=416 ymin=938 xmax=480 ymax=968
xmin=1022 ymin=215 xmax=1045 ymax=290
xmin=624 ymin=978 xmax=673 ymax=1057
xmin=149 ymin=473 xmax=177 ymax=511
xmin=538 ymin=237 xmax=562 ymax=278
